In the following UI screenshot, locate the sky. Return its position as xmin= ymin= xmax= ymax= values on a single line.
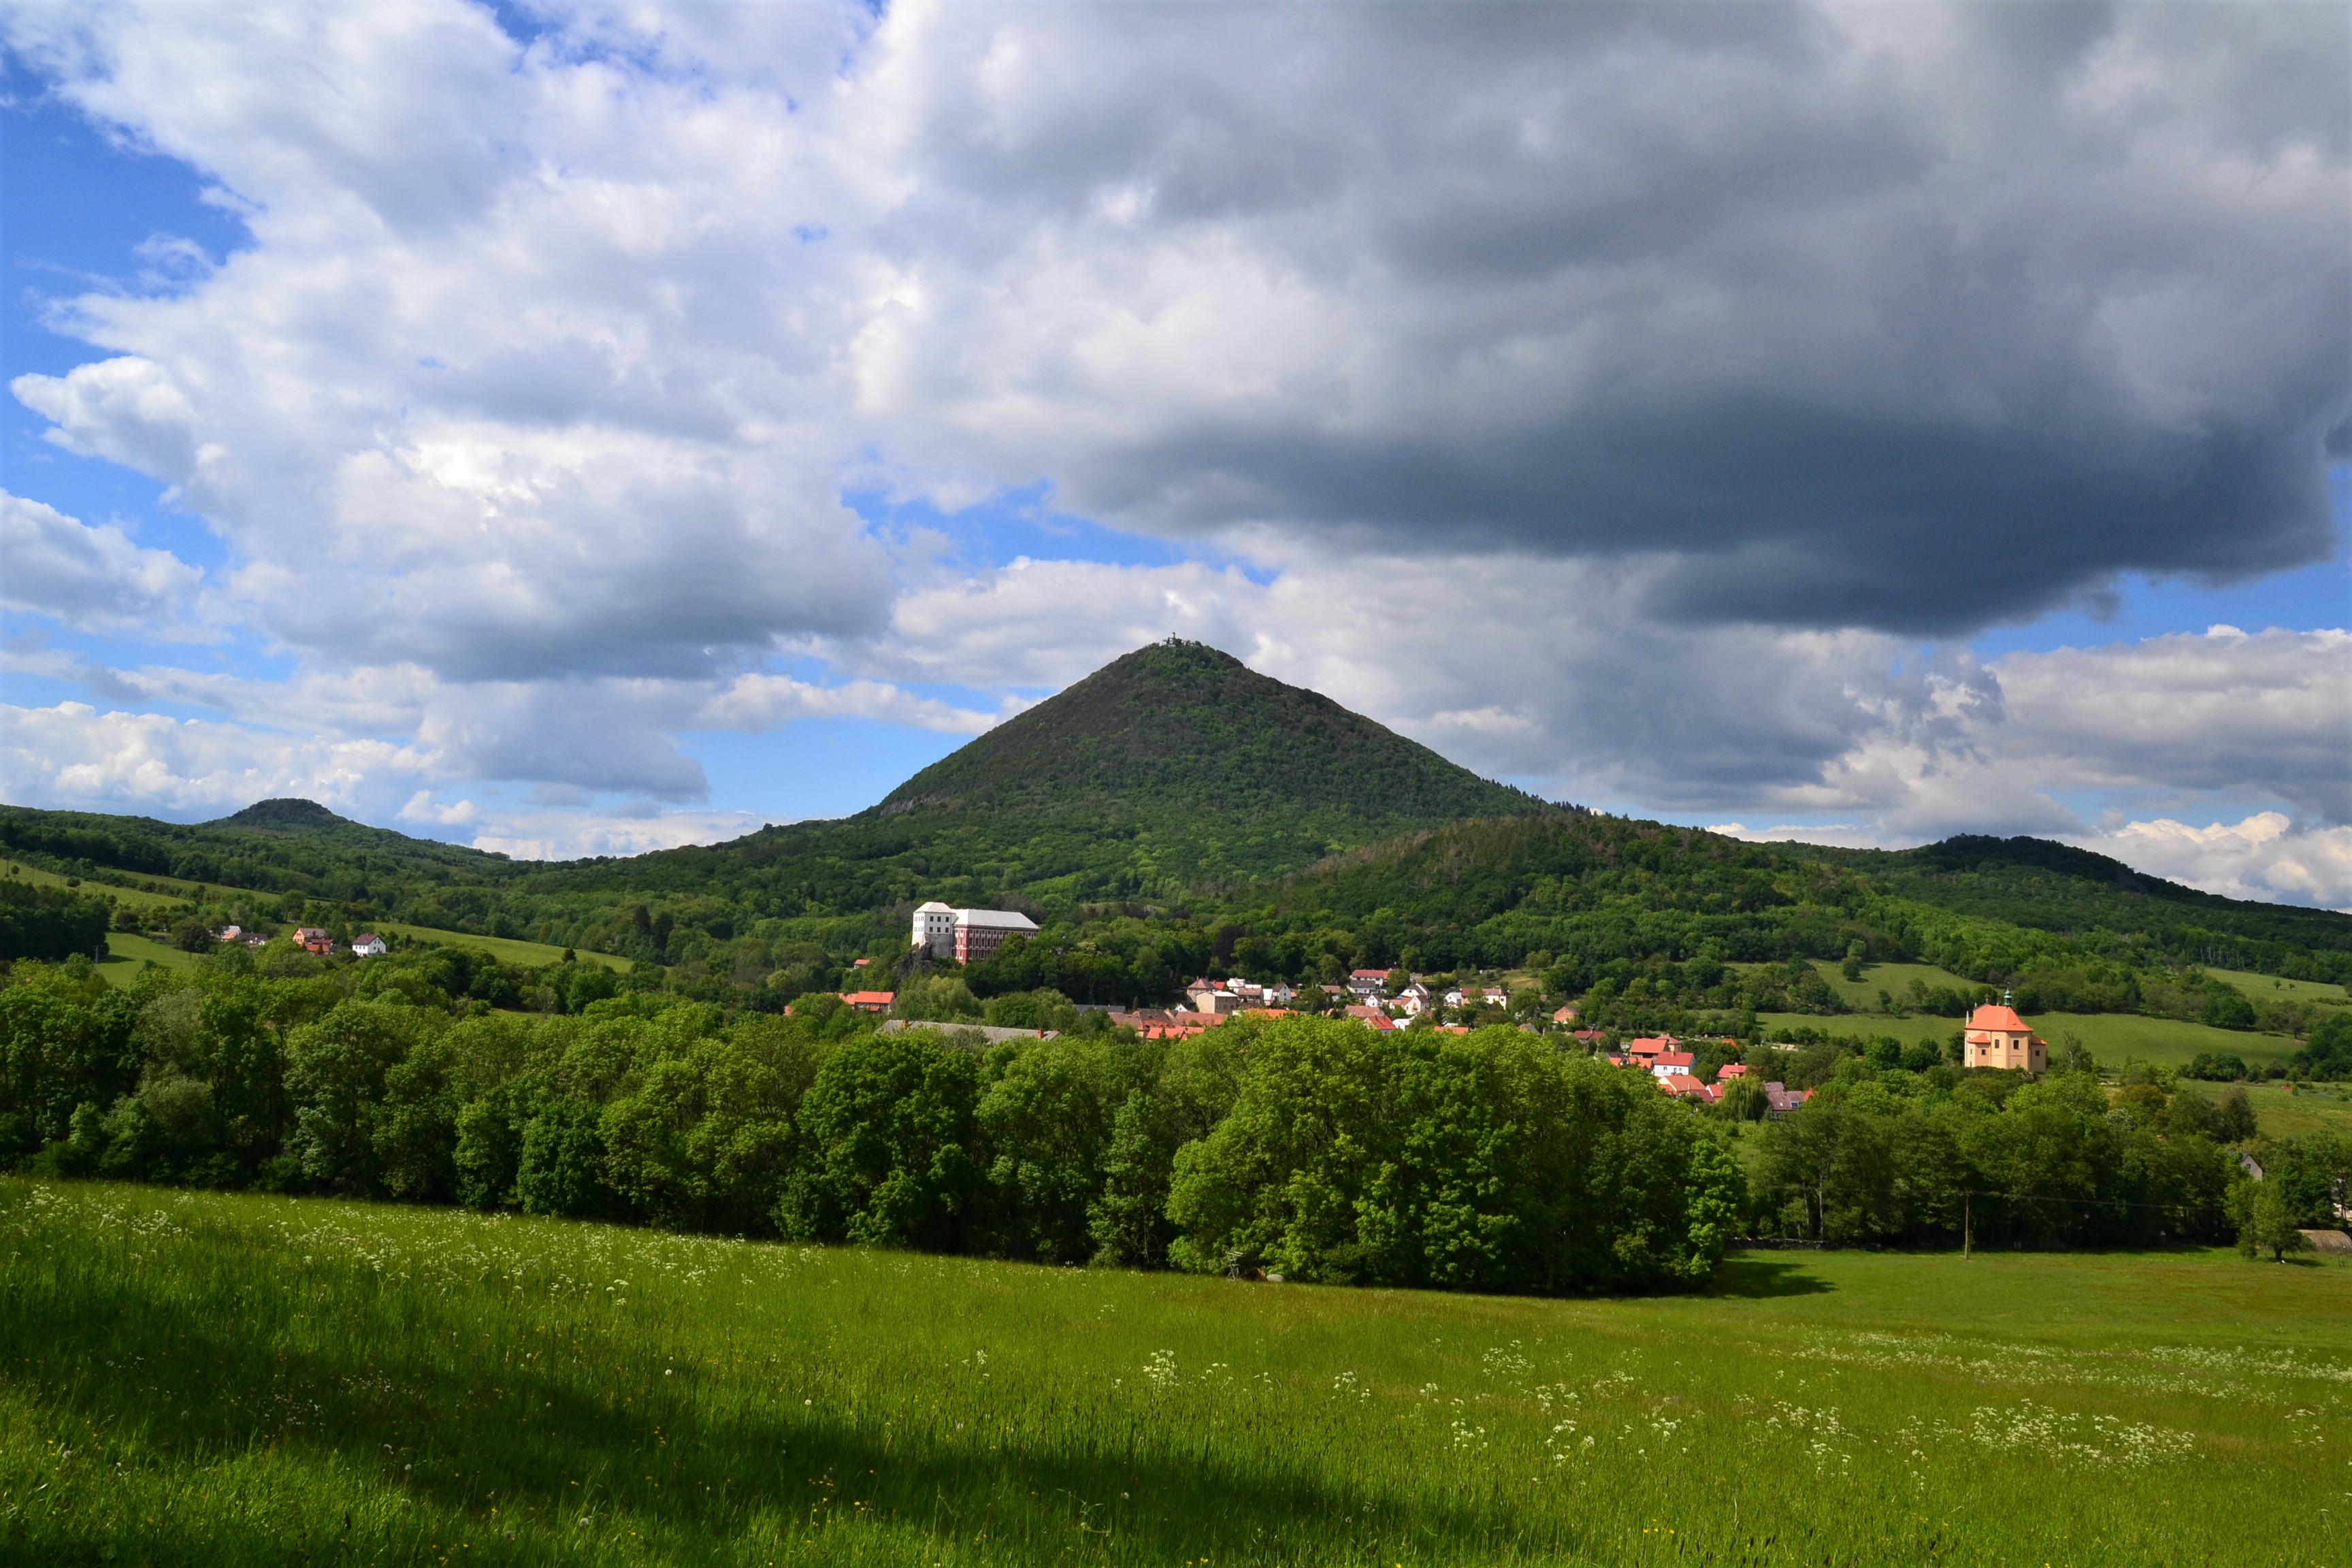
xmin=2 ymin=0 xmax=2347 ymax=906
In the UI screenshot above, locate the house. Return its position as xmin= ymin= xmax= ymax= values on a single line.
xmin=1185 ymin=983 xmax=1244 ymax=1015
xmin=350 ymin=933 xmax=387 ymax=958
xmin=1716 ymin=1062 xmax=1749 ymax=1079
xmin=1763 ymin=1081 xmax=1812 ymax=1115
xmin=840 ymin=990 xmax=896 ymax=1013
xmin=910 ymin=902 xmax=1041 ymax=964
xmin=214 ymin=925 xmax=242 ymax=941
xmin=1551 ymin=1004 xmax=1581 ymax=1025
xmin=1482 ymin=986 xmax=1509 ymax=1009
xmin=1259 ymin=981 xmax=1297 ymax=1007
xmin=1396 ymin=981 xmax=1433 ymax=1013
xmin=1624 ymin=1036 xmax=1674 ymax=1068
xmin=1649 ymin=1051 xmax=1696 ymax=1081
xmin=1343 ymin=1004 xmax=1397 ymax=1031
xmin=1348 ymin=968 xmax=1393 ymax=998
xmin=293 ymin=927 xmax=334 ymax=955
xmin=851 ymin=957 xmax=873 ymax=969
xmin=1661 ymin=1074 xmax=1715 ymax=1101
xmin=1963 ymin=1003 xmax=2047 ymax=1073
xmin=1573 ymin=1029 xmax=1606 ymax=1046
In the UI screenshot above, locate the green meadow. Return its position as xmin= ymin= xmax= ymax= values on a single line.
xmin=1754 ymin=1006 xmax=2300 ymax=1071
xmin=1 ymin=862 xmax=623 ymax=982
xmin=5 ymin=1180 xmax=2349 ymax=1567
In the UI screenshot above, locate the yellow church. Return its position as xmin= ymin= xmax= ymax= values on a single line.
xmin=1963 ymin=1002 xmax=2046 ymax=1072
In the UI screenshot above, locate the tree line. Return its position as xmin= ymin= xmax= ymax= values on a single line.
xmin=1 ymin=951 xmax=1732 ymax=1293
xmin=11 ymin=945 xmax=2338 ymax=1284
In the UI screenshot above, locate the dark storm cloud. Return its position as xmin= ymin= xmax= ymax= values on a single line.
xmin=866 ymin=1 xmax=2351 ymax=630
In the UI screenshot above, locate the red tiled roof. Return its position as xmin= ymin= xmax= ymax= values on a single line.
xmin=1967 ymin=1004 xmax=2029 ymax=1032
xmin=840 ymin=990 xmax=895 ymax=1007
xmin=1654 ymin=1051 xmax=1695 ymax=1069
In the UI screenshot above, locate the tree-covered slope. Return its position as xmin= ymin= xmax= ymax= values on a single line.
xmin=1793 ymin=836 xmax=2352 ymax=961
xmin=525 ymin=640 xmax=1545 ymax=916
xmin=0 ymin=800 xmax=514 ymax=920
xmin=881 ymin=639 xmax=1533 ymax=832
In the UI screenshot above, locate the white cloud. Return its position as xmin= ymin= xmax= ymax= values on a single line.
xmin=2085 ymin=814 xmax=2352 ymax=911
xmin=8 ymin=357 xmax=208 ymax=481
xmin=0 ymin=489 xmax=203 ymax=632
xmin=0 ymin=1 xmax=2342 ymax=901
xmin=0 ymin=700 xmax=431 ymax=820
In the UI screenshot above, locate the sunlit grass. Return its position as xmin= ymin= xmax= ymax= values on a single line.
xmin=4 ymin=1179 xmax=2348 ymax=1565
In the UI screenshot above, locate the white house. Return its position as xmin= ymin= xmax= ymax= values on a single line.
xmin=350 ymin=934 xmax=388 ymax=958
xmin=911 ymin=902 xmax=1041 ymax=964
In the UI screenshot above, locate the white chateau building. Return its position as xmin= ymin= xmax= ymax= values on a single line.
xmin=912 ymin=902 xmax=1041 ymax=964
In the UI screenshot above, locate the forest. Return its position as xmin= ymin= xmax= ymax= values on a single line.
xmin=7 ymin=943 xmax=2345 ymax=1287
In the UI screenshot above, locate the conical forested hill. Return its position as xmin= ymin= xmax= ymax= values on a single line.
xmin=531 ymin=640 xmax=1551 ymax=915
xmin=877 ymin=639 xmax=1535 ymax=835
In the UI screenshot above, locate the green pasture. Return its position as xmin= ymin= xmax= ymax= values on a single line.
xmin=7 ymin=860 xmax=263 ymax=912
xmin=5 ymin=1181 xmax=2349 ymax=1567
xmin=2179 ymin=1081 xmax=2352 ymax=1142
xmin=378 ymin=922 xmax=630 ymax=971
xmin=4 ymin=860 xmax=625 ymax=968
xmin=93 ymin=931 xmax=205 ymax=983
xmin=1810 ymin=958 xmax=1978 ymax=1010
xmin=1755 ymin=1008 xmax=2298 ymax=1071
xmin=2200 ymin=966 xmax=2351 ymax=1006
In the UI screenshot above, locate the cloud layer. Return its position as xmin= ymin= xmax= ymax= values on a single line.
xmin=1 ymin=1 xmax=2344 ymax=896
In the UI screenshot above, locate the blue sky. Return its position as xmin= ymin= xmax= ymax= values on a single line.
xmin=3 ymin=2 xmax=2345 ymax=902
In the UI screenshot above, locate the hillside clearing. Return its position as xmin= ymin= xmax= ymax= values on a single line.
xmin=3 ymin=1180 xmax=2347 ymax=1567
xmin=1754 ymin=1007 xmax=2298 ymax=1070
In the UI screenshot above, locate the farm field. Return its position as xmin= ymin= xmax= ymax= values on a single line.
xmin=4 ymin=1181 xmax=2349 ymax=1567
xmin=12 ymin=858 xmax=625 ymax=972
xmin=1754 ymin=1007 xmax=2298 ymax=1071
xmin=377 ymin=922 xmax=630 ymax=971
xmin=1808 ymin=958 xmax=1978 ymax=1010
xmin=93 ymin=931 xmax=204 ymax=983
xmin=6 ymin=860 xmax=267 ymax=913
xmin=2181 ymin=1081 xmax=2352 ymax=1141
xmin=2202 ymin=966 xmax=2352 ymax=1006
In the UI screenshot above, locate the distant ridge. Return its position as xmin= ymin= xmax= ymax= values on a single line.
xmin=208 ymin=798 xmax=357 ymax=832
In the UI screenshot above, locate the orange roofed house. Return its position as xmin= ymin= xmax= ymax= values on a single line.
xmin=1963 ymin=1004 xmax=2046 ymax=1072
xmin=840 ymin=990 xmax=896 ymax=1013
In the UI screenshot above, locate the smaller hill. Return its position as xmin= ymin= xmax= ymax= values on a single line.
xmin=208 ymin=798 xmax=361 ymax=833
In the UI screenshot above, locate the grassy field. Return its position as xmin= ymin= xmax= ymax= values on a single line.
xmin=4 ymin=1181 xmax=2349 ymax=1567
xmin=1756 ymin=1007 xmax=2299 ymax=1071
xmin=94 ymin=931 xmax=206 ymax=983
xmin=377 ymin=922 xmax=630 ymax=971
xmin=2178 ymin=1081 xmax=2352 ymax=1141
xmin=2200 ymin=966 xmax=2350 ymax=1006
xmin=5 ymin=858 xmax=625 ymax=978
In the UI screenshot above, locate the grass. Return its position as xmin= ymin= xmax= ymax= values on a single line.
xmin=2178 ymin=1081 xmax=2352 ymax=1141
xmin=377 ymin=923 xmax=630 ymax=972
xmin=2200 ymin=966 xmax=2351 ymax=1006
xmin=1805 ymin=959 xmax=1978 ymax=1011
xmin=93 ymin=932 xmax=206 ymax=985
xmin=5 ymin=1181 xmax=2350 ymax=1566
xmin=5 ymin=860 xmax=625 ymax=977
xmin=1756 ymin=1007 xmax=2300 ymax=1071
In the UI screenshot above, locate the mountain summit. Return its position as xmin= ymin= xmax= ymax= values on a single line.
xmin=877 ymin=640 xmax=1533 ymax=836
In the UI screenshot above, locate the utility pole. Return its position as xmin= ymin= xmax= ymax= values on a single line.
xmin=1963 ymin=1190 xmax=1972 ymax=1259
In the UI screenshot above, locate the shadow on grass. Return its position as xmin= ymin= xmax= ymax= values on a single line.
xmin=1 ymin=1245 xmax=1572 ymax=1565
xmin=1705 ymin=1256 xmax=1835 ymax=1298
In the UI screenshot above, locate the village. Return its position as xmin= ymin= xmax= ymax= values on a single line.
xmin=822 ymin=902 xmax=2067 ymax=1115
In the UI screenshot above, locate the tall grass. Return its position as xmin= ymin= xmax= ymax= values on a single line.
xmin=3 ymin=1179 xmax=2347 ymax=1565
